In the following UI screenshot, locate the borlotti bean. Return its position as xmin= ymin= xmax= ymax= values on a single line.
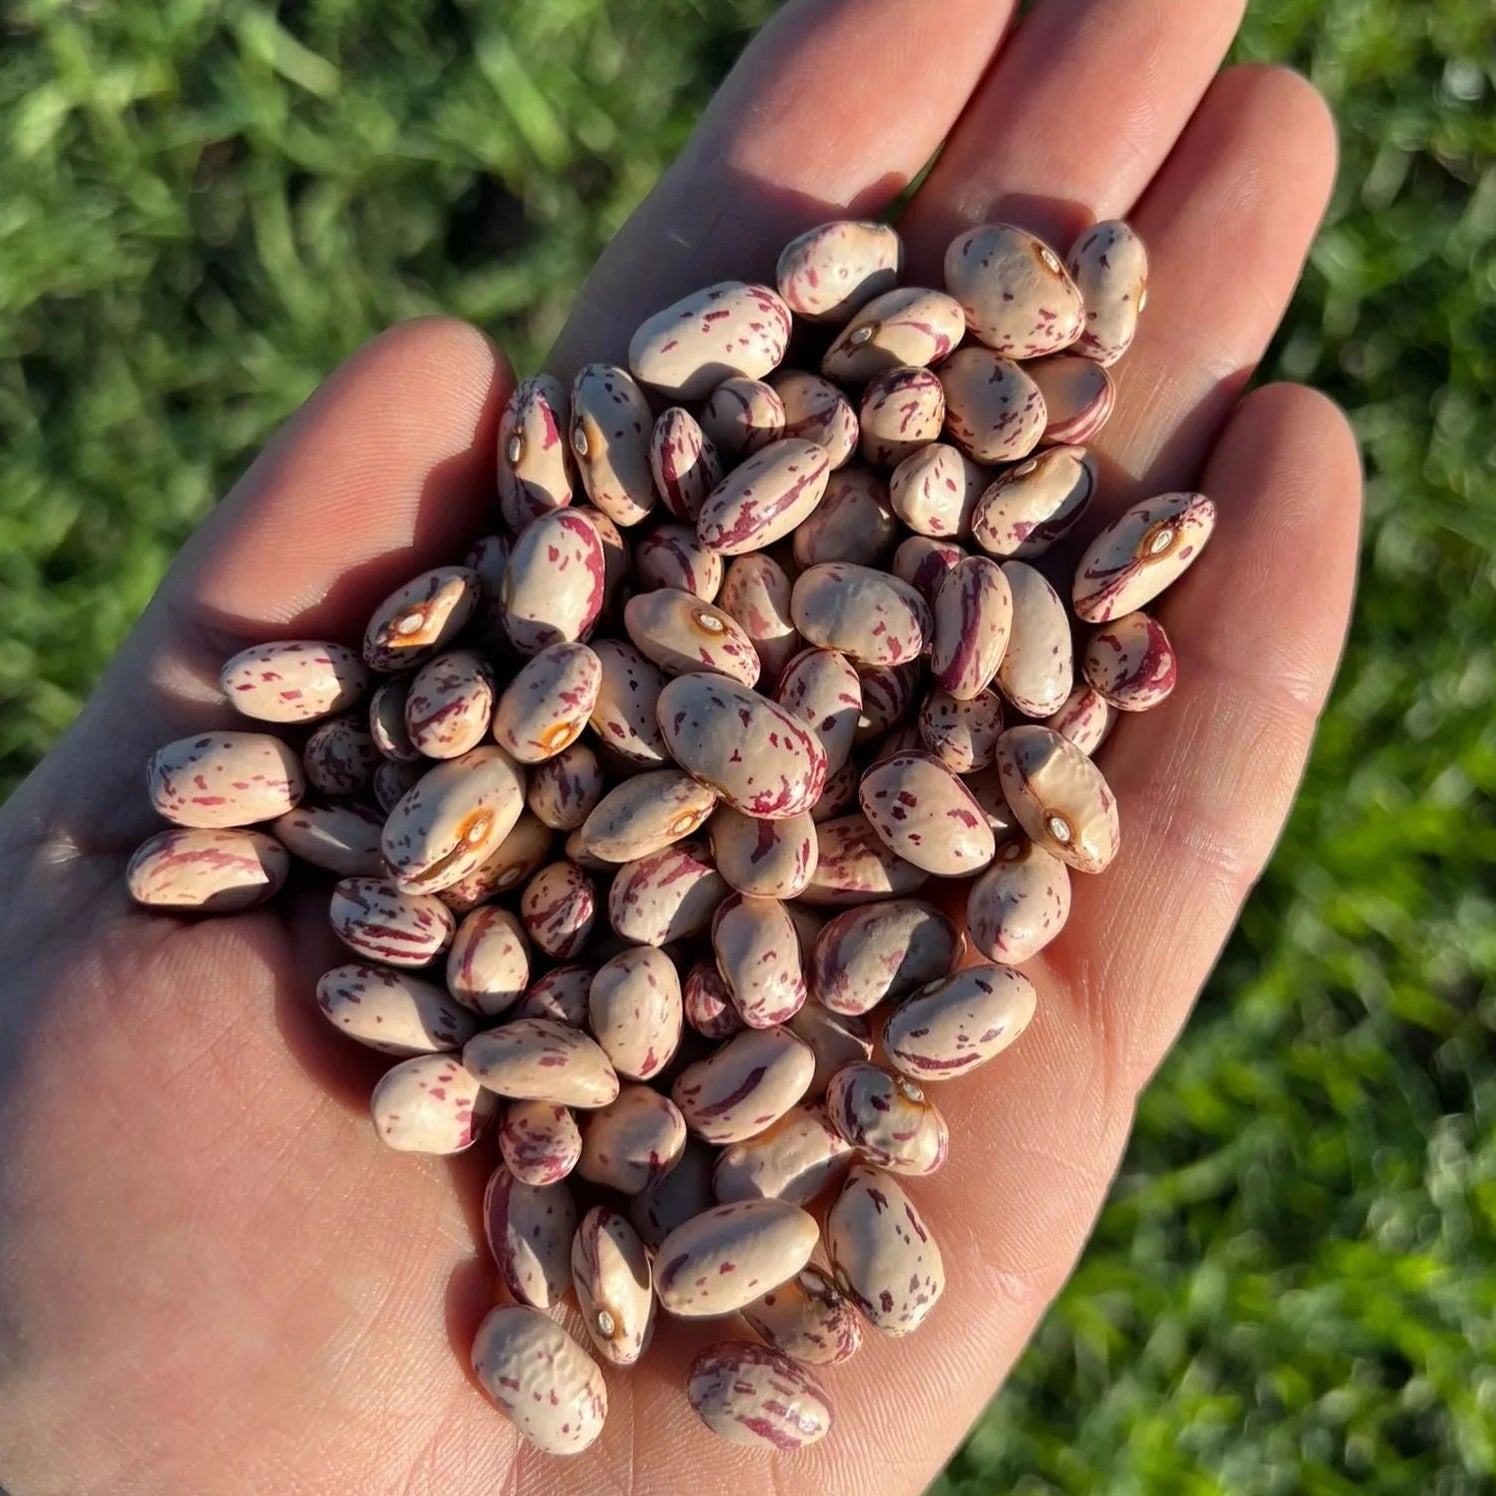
xmin=135 ymin=210 xmax=1213 ymax=1457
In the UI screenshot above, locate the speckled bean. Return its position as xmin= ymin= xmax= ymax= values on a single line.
xmin=515 ymin=964 xmax=593 ymax=1027
xmin=629 ymin=1138 xmax=717 ymax=1248
xmin=1082 ymin=610 xmax=1177 ymax=711
xmin=770 ymin=370 xmax=859 ymax=468
xmin=579 ymin=770 xmax=717 ymax=864
xmin=712 ymin=893 xmax=807 ymax=1029
xmin=1028 ymin=355 xmax=1116 ymax=445
xmin=500 ymin=1100 xmax=582 ymax=1186
xmin=887 ymin=442 xmax=985 ymax=540
xmin=148 ymin=731 xmax=305 ymax=829
xmin=884 ymin=963 xmax=1038 ymax=1080
xmin=492 ymin=642 xmax=601 ymax=765
xmin=918 ymin=687 xmax=1003 ymax=773
xmin=587 ymin=947 xmax=683 ymax=1081
xmin=777 ymin=219 xmax=902 ymax=322
xmin=570 ymin=362 xmax=656 ymax=526
xmin=655 ymin=1199 xmax=819 ymax=1316
xmin=963 ymin=764 xmax=1018 ymax=839
xmin=683 ymin=960 xmax=746 ymax=1040
xmin=329 ymin=876 xmax=454 ymax=966
xmin=380 ymin=745 xmax=526 ymax=894
xmin=372 ymin=757 xmax=423 ymax=814
xmin=939 ymin=347 xmax=1047 ymax=464
xmin=791 ymin=563 xmax=929 ymax=667
xmin=526 ymin=741 xmax=604 ymax=830
xmin=608 ymin=839 xmax=728 ymax=946
xmin=519 ymin=860 xmax=595 ymax=959
xmin=695 ymin=438 xmax=831 ymax=556
xmin=464 ymin=1017 xmax=620 ymax=1109
xmin=572 ymin=1207 xmax=655 ymax=1367
xmin=773 ymin=647 xmax=862 ymax=777
xmin=931 ymin=555 xmax=1012 ymax=701
xmin=997 ymin=561 xmax=1074 ymax=718
xmin=791 ymin=465 xmax=899 ymax=569
xmin=403 ymin=650 xmax=494 ymax=760
xmin=808 ymin=898 xmax=958 ymax=1016
xmin=656 ymin=673 xmax=827 ymax=820
xmin=996 ymin=723 xmax=1119 ymax=873
xmin=126 ymin=827 xmax=290 ymax=913
xmin=436 ymin=811 xmax=553 ymax=913
xmin=978 ymin=448 xmax=1098 ymax=562
xmin=671 ymin=1026 xmax=815 ymax=1145
xmin=272 ymin=802 xmax=386 ymax=876
xmin=743 ymin=1266 xmax=863 ymax=1368
xmin=465 ymin=532 xmax=514 ymax=649
xmin=826 ymin=1165 xmax=943 ymax=1334
xmin=470 ymin=1305 xmax=605 ymax=1457
xmin=577 ymin=503 xmax=629 ymax=615
xmin=370 ymin=1052 xmax=494 ymax=1153
xmin=649 ymin=407 xmax=723 ymax=522
xmin=579 ymin=1083 xmax=688 ymax=1195
xmin=967 ymin=838 xmax=1072 ymax=965
xmin=825 ymin=1062 xmax=948 ymax=1176
xmin=483 ymin=1165 xmax=578 ymax=1309
xmin=445 ymin=905 xmax=529 ymax=1015
xmin=368 ymin=676 xmax=421 ymax=762
xmin=363 ymin=566 xmax=479 ymax=672
xmin=316 ymin=962 xmax=475 ymax=1055
xmin=800 ymin=813 xmax=930 ymax=906
xmin=1043 ymin=684 xmax=1116 ymax=756
xmin=1072 ymin=491 xmax=1216 ymax=623
xmin=786 ymin=1003 xmax=874 ymax=1097
xmin=709 ymin=806 xmax=818 ymax=899
xmin=587 ymin=639 xmax=668 ymax=766
xmin=712 ymin=1102 xmax=854 ymax=1206
xmin=821 ymin=287 xmax=965 ymax=384
xmin=699 ymin=377 xmax=786 ymax=459
xmin=944 ymin=223 xmax=1084 ymax=357
xmin=1067 ymin=219 xmax=1149 ymax=366
xmin=623 ymin=588 xmax=761 ymax=686
xmin=633 ymin=523 xmax=724 ymax=602
xmin=687 ymin=1341 xmax=833 ymax=1450
xmin=629 ymin=280 xmax=792 ymax=400
xmin=220 ymin=640 xmax=369 ymax=724
xmin=501 ymin=509 xmax=605 ymax=656
xmin=497 ymin=374 xmax=574 ymax=532
xmin=858 ymin=752 xmax=995 ymax=876
xmin=303 ymin=715 xmax=378 ymax=796
xmin=810 ymin=757 xmax=859 ymax=823
xmin=892 ymin=534 xmax=966 ymax=606
xmin=717 ymin=553 xmax=801 ymax=680
xmin=858 ymin=366 xmax=946 ymax=467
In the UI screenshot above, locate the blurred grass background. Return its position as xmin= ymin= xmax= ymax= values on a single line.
xmin=0 ymin=0 xmax=1493 ymax=1489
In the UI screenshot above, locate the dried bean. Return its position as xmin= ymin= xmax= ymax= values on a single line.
xmin=773 ymin=647 xmax=862 ymax=777
xmin=579 ymin=769 xmax=718 ymax=863
xmin=686 ymin=1342 xmax=833 ymax=1450
xmin=786 ymin=1003 xmax=874 ymax=1097
xmin=711 ymin=893 xmax=808 ymax=1029
xmin=649 ymin=407 xmax=723 ymax=522
xmin=918 ymin=687 xmax=1003 ymax=773
xmin=520 ymin=860 xmax=596 ymax=959
xmin=464 ymin=1018 xmax=620 ymax=1109
xmin=791 ymin=563 xmax=930 ymax=667
xmin=777 ymin=219 xmax=901 ymax=322
xmin=654 ymin=1199 xmax=818 ymax=1316
xmin=971 ymin=444 xmax=1097 ymax=560
xmin=712 ymin=1103 xmax=854 ymax=1206
xmin=502 ymin=509 xmax=605 ymax=656
xmin=316 ymin=963 xmax=474 ymax=1055
xmin=717 ymin=553 xmax=801 ymax=680
xmin=363 ymin=566 xmax=479 ymax=672
xmin=995 ymin=724 xmax=1120 ymax=873
xmin=931 ymin=555 xmax=1012 ymax=701
xmin=882 ymin=964 xmax=1038 ymax=1080
xmin=695 ymin=438 xmax=831 ymax=556
xmin=700 ymin=377 xmax=786 ymax=458
xmin=821 ymin=287 xmax=965 ymax=384
xmin=436 ymin=811 xmax=553 ymax=913
xmin=633 ymin=523 xmax=725 ymax=601
xmin=579 ymin=1083 xmax=688 ymax=1195
xmin=445 ymin=905 xmax=529 ymax=1015
xmin=148 ymin=731 xmax=305 ymax=829
xmin=1072 ymin=491 xmax=1216 ymax=623
xmin=944 ymin=223 xmax=1084 ymax=357
xmin=858 ymin=752 xmax=995 ymax=876
xmin=770 ymin=370 xmax=859 ymax=468
xmin=588 ymin=639 xmax=669 ymax=766
xmin=800 ymin=813 xmax=930 ymax=906
xmin=483 ymin=1165 xmax=578 ymax=1309
xmin=608 ymin=839 xmax=727 ymax=946
xmin=808 ymin=898 xmax=959 ymax=1016
xmin=491 ymin=642 xmax=602 ymax=764
xmin=126 ymin=827 xmax=289 ymax=914
xmin=515 ymin=964 xmax=593 ymax=1027
xmin=470 ymin=1305 xmax=605 ymax=1456
xmin=858 ymin=366 xmax=946 ymax=467
xmin=825 ymin=1062 xmax=948 ymax=1175
xmin=709 ymin=806 xmax=818 ymax=899
xmin=967 ymin=837 xmax=1072 ymax=965
xmin=1082 ymin=611 xmax=1177 ymax=711
xmin=271 ymin=802 xmax=386 ymax=877
xmin=629 ymin=1138 xmax=716 ymax=1248
xmin=572 ymin=1207 xmax=655 ymax=1367
xmin=1043 ymin=684 xmax=1116 ymax=756
xmin=888 ymin=442 xmax=986 ymax=539
xmin=372 ymin=758 xmax=422 ymax=815
xmin=500 ymin=1101 xmax=582 ymax=1186
xmin=497 ymin=374 xmax=574 ymax=532
xmin=526 ymin=741 xmax=605 ymax=830
xmin=570 ymin=362 xmax=656 ymax=526
xmin=368 ymin=676 xmax=421 ymax=762
xmin=623 ymin=588 xmax=761 ymax=686
xmin=303 ymin=716 xmax=377 ymax=796
xmin=329 ymin=877 xmax=454 ymax=966
xmin=997 ymin=561 xmax=1074 ymax=718
xmin=742 ymin=1267 xmax=863 ymax=1368
xmin=810 ymin=758 xmax=859 ymax=823
xmin=219 ymin=640 xmax=369 ymax=724
xmin=671 ymin=1026 xmax=815 ymax=1144
xmin=790 ymin=465 xmax=899 ymax=569
xmin=826 ymin=1164 xmax=943 ymax=1334
xmin=370 ymin=1052 xmax=494 ymax=1153
xmin=939 ymin=347 xmax=1047 ymax=464
xmin=683 ymin=960 xmax=746 ymax=1040
xmin=1067 ymin=219 xmax=1149 ymax=366
xmin=1028 ymin=355 xmax=1116 ymax=445
xmin=892 ymin=534 xmax=965 ymax=605
xmin=588 ymin=947 xmax=683 ymax=1081
xmin=404 ymin=650 xmax=494 ymax=759
xmin=629 ymin=281 xmax=792 ymax=401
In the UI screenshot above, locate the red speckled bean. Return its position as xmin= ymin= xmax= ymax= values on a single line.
xmin=918 ymin=686 xmax=1004 ymax=773
xmin=445 ymin=905 xmax=530 ymax=1015
xmin=964 ymin=764 xmax=1019 ymax=840
xmin=629 ymin=281 xmax=792 ymax=402
xmin=695 ymin=438 xmax=831 ymax=556
xmin=526 ymin=740 xmax=604 ymax=831
xmin=786 ymin=1003 xmax=874 ymax=1098
xmin=654 ymin=1199 xmax=818 ymax=1317
xmin=791 ymin=465 xmax=900 ymax=569
xmin=465 ymin=532 xmax=514 ymax=651
xmin=515 ymin=963 xmax=593 ymax=1027
xmin=470 ymin=1305 xmax=605 ymax=1457
xmin=579 ymin=1083 xmax=688 ymax=1195
xmin=649 ymin=407 xmax=723 ymax=522
xmin=774 ymin=647 xmax=862 ymax=777
xmin=683 ymin=960 xmax=746 ymax=1039
xmin=770 ymin=370 xmax=859 ymax=468
xmin=316 ymin=962 xmax=475 ymax=1055
xmin=892 ymin=534 xmax=966 ymax=606
xmin=370 ymin=1052 xmax=494 ymax=1154
xmin=883 ymin=963 xmax=1038 ymax=1081
xmin=464 ymin=1017 xmax=620 ymax=1109
xmin=572 ymin=1207 xmax=655 ymax=1367
xmin=858 ymin=752 xmax=995 ymax=876
xmin=686 ymin=1341 xmax=834 ymax=1450
xmin=998 ymin=561 xmax=1075 ymax=718
xmin=1043 ymin=684 xmax=1116 ymax=756
xmin=1028 ymin=355 xmax=1116 ymax=445
xmin=272 ymin=802 xmax=385 ymax=876
xmin=576 ymin=503 xmax=629 ymax=616
xmin=996 ymin=724 xmax=1120 ymax=873
xmin=500 ymin=1100 xmax=581 ymax=1186
xmin=717 ymin=553 xmax=801 ymax=681
xmin=303 ymin=715 xmax=378 ymax=796
xmin=368 ymin=676 xmax=421 ymax=762
xmin=127 ymin=827 xmax=289 ymax=913
xmin=629 ymin=1138 xmax=716 ymax=1248
xmin=607 ymin=839 xmax=727 ymax=947
xmin=888 ymin=442 xmax=987 ymax=540
xmin=800 ymin=813 xmax=930 ymax=906
xmin=810 ymin=757 xmax=859 ymax=823
xmin=329 ymin=877 xmax=455 ymax=966
xmin=363 ymin=566 xmax=479 ymax=672
xmin=826 ymin=1164 xmax=943 ymax=1334
xmin=671 ymin=1026 xmax=815 ymax=1145
xmin=808 ymin=898 xmax=959 ymax=1016
xmin=501 ymin=509 xmax=605 ymax=656
xmin=712 ymin=1102 xmax=854 ymax=1206
xmin=967 ymin=838 xmax=1072 ymax=965
xmin=579 ymin=770 xmax=717 ymax=864
xmin=588 ymin=639 xmax=669 ymax=767
xmin=497 ymin=374 xmax=574 ymax=532
xmin=971 ymin=444 xmax=1097 ymax=560
xmin=791 ymin=563 xmax=930 ymax=668
xmin=1073 ymin=491 xmax=1217 ymax=623
xmin=858 ymin=366 xmax=946 ymax=468
xmin=712 ymin=893 xmax=808 ymax=1029
xmin=492 ymin=642 xmax=602 ymax=764
xmin=700 ymin=377 xmax=786 ymax=459
xmin=825 ymin=1062 xmax=948 ymax=1176
xmin=623 ymin=588 xmax=761 ymax=686
xmin=588 ymin=947 xmax=683 ymax=1081
xmin=483 ymin=1165 xmax=577 ymax=1310
xmin=944 ymin=223 xmax=1084 ymax=357
xmin=634 ymin=523 xmax=724 ymax=602
xmin=570 ymin=362 xmax=656 ymax=527
xmin=148 ymin=731 xmax=305 ymax=829
xmin=436 ymin=812 xmax=552 ymax=913
xmin=372 ymin=757 xmax=422 ymax=814
xmin=709 ymin=806 xmax=818 ymax=899
xmin=777 ymin=219 xmax=901 ymax=322
xmin=939 ymin=347 xmax=1047 ymax=464
xmin=404 ymin=650 xmax=494 ymax=760
xmin=821 ymin=286 xmax=965 ymax=384
xmin=931 ymin=555 xmax=1013 ymax=701
xmin=519 ymin=859 xmax=596 ymax=959
xmin=220 ymin=640 xmax=369 ymax=724
xmin=743 ymin=1267 xmax=863 ymax=1368
xmin=1067 ymin=219 xmax=1149 ymax=366
xmin=1082 ymin=611 xmax=1177 ymax=711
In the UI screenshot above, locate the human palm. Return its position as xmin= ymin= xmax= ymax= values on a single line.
xmin=0 ymin=1 xmax=1361 ymax=1491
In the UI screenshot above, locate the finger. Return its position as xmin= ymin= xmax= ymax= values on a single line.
xmin=1088 ymin=65 xmax=1340 ymax=509
xmin=547 ymin=0 xmax=1020 ymax=377
xmin=901 ymin=0 xmax=1247 ymax=265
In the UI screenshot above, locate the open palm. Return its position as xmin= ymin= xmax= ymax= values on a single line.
xmin=0 ymin=0 xmax=1361 ymax=1491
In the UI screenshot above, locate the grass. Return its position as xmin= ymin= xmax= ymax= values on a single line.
xmin=1 ymin=0 xmax=1494 ymax=1490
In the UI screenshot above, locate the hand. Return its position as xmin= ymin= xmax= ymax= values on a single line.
xmin=0 ymin=0 xmax=1360 ymax=1491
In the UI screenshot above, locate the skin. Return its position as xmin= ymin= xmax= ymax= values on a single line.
xmin=0 ymin=0 xmax=1359 ymax=1491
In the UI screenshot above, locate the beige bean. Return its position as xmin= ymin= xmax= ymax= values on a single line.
xmin=629 ymin=1138 xmax=717 ymax=1249
xmin=944 ymin=223 xmax=1084 ymax=357
xmin=888 ymin=442 xmax=987 ymax=539
xmin=997 ymin=560 xmax=1074 ymax=718
xmin=608 ymin=839 xmax=727 ymax=946
xmin=492 ymin=641 xmax=603 ymax=764
xmin=826 ymin=1164 xmax=943 ymax=1334
xmin=316 ymin=962 xmax=475 ymax=1055
xmin=367 ymin=676 xmax=421 ymax=762
xmin=623 ymin=588 xmax=761 ymax=686
xmin=445 ymin=905 xmax=530 ymax=1016
xmin=883 ymin=963 xmax=1038 ymax=1081
xmin=712 ymin=1103 xmax=854 ymax=1206
xmin=576 ymin=502 xmax=630 ymax=617
xmin=579 ymin=770 xmax=717 ymax=864
xmin=363 ymin=566 xmax=479 ymax=673
xmin=496 ymin=374 xmax=574 ymax=532
xmin=629 ymin=281 xmax=792 ymax=401
xmin=808 ymin=898 xmax=959 ymax=1016
xmin=712 ymin=893 xmax=807 ymax=1029
xmin=372 ymin=758 xmax=422 ymax=815
xmin=520 ymin=859 xmax=596 ymax=959
xmin=892 ymin=534 xmax=966 ymax=605
xmin=633 ymin=523 xmax=725 ymax=602
xmin=271 ymin=803 xmax=386 ymax=877
xmin=858 ymin=366 xmax=946 ymax=467
xmin=649 ymin=406 xmax=723 ymax=522
xmin=404 ymin=650 xmax=494 ymax=759
xmin=500 ymin=1100 xmax=582 ymax=1186
xmin=770 ymin=370 xmax=859 ymax=468
xmin=971 ymin=444 xmax=1097 ymax=560
xmin=1043 ymin=684 xmax=1116 ymax=756
xmin=810 ymin=757 xmax=859 ymax=823
xmin=858 ymin=752 xmax=996 ymax=876
xmin=995 ymin=724 xmax=1120 ymax=873
xmin=579 ymin=1083 xmax=689 ymax=1195
xmin=464 ymin=1017 xmax=620 ymax=1109
xmin=939 ymin=347 xmax=1047 ymax=464
xmin=148 ymin=731 xmax=305 ymax=829
xmin=791 ymin=563 xmax=930 ymax=667
xmin=1082 ymin=610 xmax=1177 ymax=711
xmin=588 ymin=947 xmax=683 ymax=1081
xmin=709 ymin=806 xmax=818 ymax=899
xmin=786 ymin=1003 xmax=874 ymax=1098
xmin=932 ymin=555 xmax=1013 ymax=701
xmin=127 ymin=827 xmax=290 ymax=914
xmin=483 ymin=1165 xmax=578 ymax=1309
xmin=825 ymin=1063 xmax=948 ymax=1176
xmin=967 ymin=838 xmax=1072 ymax=965
xmin=470 ymin=1305 xmax=606 ymax=1457
xmin=573 ymin=1207 xmax=655 ymax=1367
xmin=654 ymin=1199 xmax=818 ymax=1316
xmin=370 ymin=1052 xmax=495 ymax=1154
xmin=526 ymin=741 xmax=605 ymax=830
xmin=515 ymin=963 xmax=593 ymax=1027
xmin=303 ymin=715 xmax=377 ymax=797
xmin=671 ymin=1026 xmax=815 ymax=1144
xmin=686 ymin=1341 xmax=834 ymax=1449
xmin=683 ymin=960 xmax=745 ymax=1040
xmin=790 ymin=465 xmax=900 ymax=569
xmin=821 ymin=286 xmax=965 ymax=383
xmin=380 ymin=745 xmax=526 ymax=894
xmin=773 ymin=647 xmax=862 ymax=777
xmin=501 ymin=509 xmax=605 ymax=656
xmin=918 ymin=686 xmax=1004 ymax=773
xmin=716 ymin=553 xmax=801 ymax=680
xmin=963 ymin=763 xmax=1019 ymax=840
xmin=1072 ymin=491 xmax=1217 ymax=623
xmin=799 ymin=812 xmax=930 ymax=906
xmin=570 ymin=362 xmax=656 ymax=526
xmin=219 ymin=640 xmax=369 ymax=724
xmin=700 ymin=377 xmax=786 ymax=459
xmin=1028 ymin=354 xmax=1116 ymax=445
xmin=776 ymin=219 xmax=902 ymax=322
xmin=742 ymin=1266 xmax=864 ymax=1367
xmin=588 ymin=638 xmax=669 ymax=766
xmin=329 ymin=876 xmax=454 ymax=966
xmin=436 ymin=811 xmax=553 ymax=913
xmin=1067 ymin=219 xmax=1149 ymax=366
xmin=695 ymin=438 xmax=831 ymax=556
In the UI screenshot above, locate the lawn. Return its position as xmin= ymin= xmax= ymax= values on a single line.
xmin=2 ymin=0 xmax=1494 ymax=1490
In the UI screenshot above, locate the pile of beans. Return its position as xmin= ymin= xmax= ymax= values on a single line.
xmin=129 ymin=217 xmax=1213 ymax=1455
